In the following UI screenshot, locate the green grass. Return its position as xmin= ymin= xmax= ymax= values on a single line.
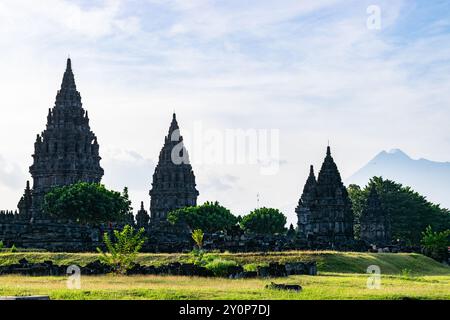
xmin=0 ymin=273 xmax=448 ymax=300
xmin=0 ymin=251 xmax=448 ymax=275
xmin=0 ymin=251 xmax=448 ymax=300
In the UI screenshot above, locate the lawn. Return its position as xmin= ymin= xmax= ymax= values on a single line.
xmin=0 ymin=251 xmax=449 ymax=300
xmin=0 ymin=273 xmax=449 ymax=300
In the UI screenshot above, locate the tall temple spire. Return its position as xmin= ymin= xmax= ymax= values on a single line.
xmin=317 ymin=145 xmax=341 ymax=191
xmin=54 ymin=58 xmax=80 ymax=109
xmin=296 ymin=146 xmax=354 ymax=245
xmin=309 ymin=165 xmax=314 ymax=177
xmin=296 ymin=165 xmax=317 ymax=240
xmin=168 ymin=112 xmax=180 ymax=138
xmin=136 ymin=201 xmax=150 ymax=228
xmin=61 ymin=58 xmax=76 ymax=90
xmin=26 ymin=58 xmax=104 ymax=218
xmin=303 ymin=165 xmax=317 ymax=197
xmin=150 ymin=113 xmax=199 ymax=223
xmin=18 ymin=180 xmax=33 ymax=218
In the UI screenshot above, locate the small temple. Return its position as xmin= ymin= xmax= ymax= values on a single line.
xmin=360 ymin=185 xmax=391 ymax=246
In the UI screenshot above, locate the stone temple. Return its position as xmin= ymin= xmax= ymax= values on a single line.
xmin=360 ymin=185 xmax=391 ymax=246
xmin=19 ymin=58 xmax=104 ymax=219
xmin=296 ymin=146 xmax=355 ymax=246
xmin=0 ymin=58 xmax=392 ymax=252
xmin=149 ymin=113 xmax=199 ymax=223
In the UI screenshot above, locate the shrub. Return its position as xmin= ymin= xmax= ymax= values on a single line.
xmin=168 ymin=201 xmax=238 ymax=233
xmin=240 ymin=207 xmax=287 ymax=235
xmin=10 ymin=244 xmax=17 ymax=253
xmin=400 ymin=268 xmax=414 ymax=280
xmin=97 ymin=225 xmax=147 ymax=274
xmin=243 ymin=263 xmax=269 ymax=272
xmin=192 ymin=229 xmax=204 ymax=249
xmin=205 ymin=258 xmax=239 ymax=277
xmin=421 ymin=226 xmax=450 ymax=262
xmin=0 ymin=241 xmax=3 ymax=251
xmin=44 ymin=182 xmax=132 ymax=224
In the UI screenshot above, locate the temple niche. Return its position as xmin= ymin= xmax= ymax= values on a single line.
xmin=21 ymin=58 xmax=104 ymax=219
xmin=296 ymin=147 xmax=355 ymax=246
xmin=149 ymin=113 xmax=199 ymax=224
xmin=360 ymin=185 xmax=391 ymax=246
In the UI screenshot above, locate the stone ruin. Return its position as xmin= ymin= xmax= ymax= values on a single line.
xmin=0 ymin=258 xmax=317 ymax=278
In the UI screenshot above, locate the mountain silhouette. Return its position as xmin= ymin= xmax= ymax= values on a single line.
xmin=346 ymin=149 xmax=450 ymax=209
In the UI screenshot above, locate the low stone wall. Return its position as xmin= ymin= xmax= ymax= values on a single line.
xmin=0 ymin=258 xmax=317 ymax=278
xmin=0 ymin=219 xmax=104 ymax=252
xmin=0 ymin=219 xmax=373 ymax=253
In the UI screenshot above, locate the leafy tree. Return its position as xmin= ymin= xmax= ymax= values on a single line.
xmin=348 ymin=177 xmax=450 ymax=245
xmin=168 ymin=201 xmax=238 ymax=233
xmin=240 ymin=207 xmax=287 ymax=235
xmin=347 ymin=184 xmax=368 ymax=239
xmin=44 ymin=182 xmax=132 ymax=224
xmin=97 ymin=225 xmax=147 ymax=274
xmin=421 ymin=226 xmax=450 ymax=262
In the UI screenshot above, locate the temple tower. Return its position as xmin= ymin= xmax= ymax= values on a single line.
xmin=27 ymin=58 xmax=104 ymax=217
xmin=296 ymin=146 xmax=354 ymax=246
xmin=296 ymin=165 xmax=317 ymax=240
xmin=136 ymin=201 xmax=150 ymax=229
xmin=149 ymin=113 xmax=199 ymax=223
xmin=310 ymin=146 xmax=354 ymax=244
xmin=17 ymin=181 xmax=33 ymax=219
xmin=360 ymin=185 xmax=391 ymax=245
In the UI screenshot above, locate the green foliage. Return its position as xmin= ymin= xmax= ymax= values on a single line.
xmin=205 ymin=258 xmax=239 ymax=277
xmin=168 ymin=201 xmax=238 ymax=233
xmin=348 ymin=177 xmax=450 ymax=245
xmin=240 ymin=207 xmax=287 ymax=235
xmin=10 ymin=244 xmax=17 ymax=253
xmin=96 ymin=225 xmax=147 ymax=274
xmin=400 ymin=268 xmax=415 ymax=280
xmin=243 ymin=262 xmax=269 ymax=272
xmin=44 ymin=182 xmax=133 ymax=224
xmin=0 ymin=241 xmax=3 ymax=251
xmin=347 ymin=184 xmax=367 ymax=239
xmin=192 ymin=229 xmax=204 ymax=249
xmin=421 ymin=226 xmax=450 ymax=262
xmin=188 ymin=250 xmax=220 ymax=267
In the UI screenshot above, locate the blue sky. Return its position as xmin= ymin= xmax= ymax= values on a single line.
xmin=0 ymin=0 xmax=449 ymax=223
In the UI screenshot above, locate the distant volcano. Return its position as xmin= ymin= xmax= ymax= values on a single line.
xmin=346 ymin=149 xmax=450 ymax=209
